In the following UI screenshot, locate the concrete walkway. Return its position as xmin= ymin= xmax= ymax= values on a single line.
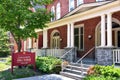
xmin=14 ymin=74 xmax=75 ymax=80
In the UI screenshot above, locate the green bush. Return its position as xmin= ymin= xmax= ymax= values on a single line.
xmin=94 ymin=65 xmax=120 ymax=77
xmin=84 ymin=75 xmax=116 ymax=80
xmin=0 ymin=51 xmax=10 ymax=57
xmin=36 ymin=56 xmax=62 ymax=73
xmin=84 ymin=65 xmax=120 ymax=80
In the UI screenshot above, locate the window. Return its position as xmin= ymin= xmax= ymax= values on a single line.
xmin=51 ymin=6 xmax=55 ymax=21
xmin=69 ymin=0 xmax=75 ymax=12
xmin=77 ymin=0 xmax=83 ymax=6
xmin=56 ymin=3 xmax=61 ymax=20
xmin=74 ymin=26 xmax=84 ymax=50
xmin=96 ymin=0 xmax=103 ymax=2
xmin=51 ymin=30 xmax=60 ymax=49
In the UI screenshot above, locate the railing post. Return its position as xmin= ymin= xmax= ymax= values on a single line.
xmin=81 ymin=61 xmax=83 ymax=76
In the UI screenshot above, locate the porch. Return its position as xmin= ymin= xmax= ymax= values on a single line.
xmin=32 ymin=48 xmax=120 ymax=65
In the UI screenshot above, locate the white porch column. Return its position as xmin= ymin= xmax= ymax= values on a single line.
xmin=67 ymin=24 xmax=71 ymax=47
xmin=24 ymin=40 xmax=27 ymax=51
xmin=71 ymin=23 xmax=74 ymax=47
xmin=43 ymin=29 xmax=48 ymax=48
xmin=107 ymin=13 xmax=112 ymax=47
xmin=101 ymin=14 xmax=106 ymax=47
xmin=28 ymin=38 xmax=32 ymax=48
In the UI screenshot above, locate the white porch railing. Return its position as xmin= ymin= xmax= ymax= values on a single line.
xmin=35 ymin=49 xmax=65 ymax=58
xmin=113 ymin=49 xmax=120 ymax=64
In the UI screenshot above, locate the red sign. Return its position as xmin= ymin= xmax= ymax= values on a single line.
xmin=11 ymin=52 xmax=36 ymax=73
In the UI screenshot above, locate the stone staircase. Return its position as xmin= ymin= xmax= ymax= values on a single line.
xmin=60 ymin=63 xmax=93 ymax=80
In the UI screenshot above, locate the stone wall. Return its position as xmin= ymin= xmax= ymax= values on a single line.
xmin=96 ymin=47 xmax=113 ymax=65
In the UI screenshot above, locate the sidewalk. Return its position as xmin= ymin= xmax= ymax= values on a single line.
xmin=14 ymin=74 xmax=75 ymax=80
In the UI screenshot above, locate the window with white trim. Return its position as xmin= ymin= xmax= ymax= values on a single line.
xmin=56 ymin=3 xmax=61 ymax=20
xmin=69 ymin=0 xmax=75 ymax=12
xmin=74 ymin=26 xmax=84 ymax=50
xmin=96 ymin=0 xmax=103 ymax=2
xmin=77 ymin=0 xmax=83 ymax=6
xmin=51 ymin=6 xmax=55 ymax=21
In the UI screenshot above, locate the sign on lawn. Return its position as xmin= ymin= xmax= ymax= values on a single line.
xmin=11 ymin=52 xmax=36 ymax=73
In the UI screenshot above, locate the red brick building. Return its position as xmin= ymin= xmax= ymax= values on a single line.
xmin=24 ymin=0 xmax=120 ymax=65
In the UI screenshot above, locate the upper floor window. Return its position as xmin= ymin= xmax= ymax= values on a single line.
xmin=51 ymin=6 xmax=55 ymax=21
xmin=56 ymin=3 xmax=61 ymax=20
xmin=96 ymin=0 xmax=103 ymax=2
xmin=69 ymin=0 xmax=75 ymax=12
xmin=77 ymin=0 xmax=83 ymax=6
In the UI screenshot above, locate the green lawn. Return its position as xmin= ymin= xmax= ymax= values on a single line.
xmin=0 ymin=63 xmax=10 ymax=71
xmin=0 ymin=56 xmax=11 ymax=71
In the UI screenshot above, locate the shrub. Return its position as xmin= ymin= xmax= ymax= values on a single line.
xmin=0 ymin=51 xmax=10 ymax=57
xmin=84 ymin=65 xmax=120 ymax=80
xmin=94 ymin=65 xmax=120 ymax=77
xmin=84 ymin=75 xmax=116 ymax=80
xmin=36 ymin=56 xmax=62 ymax=73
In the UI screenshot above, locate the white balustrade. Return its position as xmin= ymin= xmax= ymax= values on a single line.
xmin=113 ymin=49 xmax=120 ymax=64
xmin=35 ymin=49 xmax=65 ymax=58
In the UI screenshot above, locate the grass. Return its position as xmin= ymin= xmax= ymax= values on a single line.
xmin=0 ymin=63 xmax=10 ymax=71
xmin=0 ymin=56 xmax=11 ymax=71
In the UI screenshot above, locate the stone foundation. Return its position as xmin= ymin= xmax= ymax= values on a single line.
xmin=63 ymin=47 xmax=77 ymax=62
xmin=96 ymin=47 xmax=113 ymax=65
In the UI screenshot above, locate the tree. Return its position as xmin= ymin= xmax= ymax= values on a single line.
xmin=0 ymin=0 xmax=53 ymax=52
xmin=0 ymin=28 xmax=10 ymax=57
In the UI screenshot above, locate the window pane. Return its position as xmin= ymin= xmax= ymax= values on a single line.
xmin=77 ymin=0 xmax=83 ymax=6
xmin=80 ymin=27 xmax=83 ymax=34
xmin=74 ymin=36 xmax=79 ymax=48
xmin=69 ymin=0 xmax=74 ymax=11
xmin=74 ymin=28 xmax=79 ymax=35
xmin=80 ymin=35 xmax=83 ymax=49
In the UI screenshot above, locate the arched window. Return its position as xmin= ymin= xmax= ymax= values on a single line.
xmin=51 ymin=6 xmax=55 ymax=21
xmin=56 ymin=3 xmax=61 ymax=20
xmin=77 ymin=0 xmax=83 ymax=6
xmin=51 ymin=30 xmax=60 ymax=49
xmin=69 ymin=0 xmax=75 ymax=12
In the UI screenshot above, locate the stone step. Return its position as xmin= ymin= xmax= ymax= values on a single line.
xmin=66 ymin=65 xmax=89 ymax=71
xmin=70 ymin=63 xmax=93 ymax=68
xmin=64 ymin=68 xmax=87 ymax=76
xmin=60 ymin=72 xmax=85 ymax=80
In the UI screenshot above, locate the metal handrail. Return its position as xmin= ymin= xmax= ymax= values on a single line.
xmin=60 ymin=48 xmax=73 ymax=59
xmin=61 ymin=48 xmax=73 ymax=72
xmin=76 ymin=47 xmax=95 ymax=63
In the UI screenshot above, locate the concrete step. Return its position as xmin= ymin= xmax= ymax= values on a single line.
xmin=70 ymin=63 xmax=93 ymax=68
xmin=64 ymin=68 xmax=87 ymax=76
xmin=60 ymin=72 xmax=85 ymax=80
xmin=66 ymin=65 xmax=89 ymax=71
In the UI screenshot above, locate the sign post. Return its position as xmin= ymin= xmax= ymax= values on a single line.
xmin=11 ymin=52 xmax=36 ymax=73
